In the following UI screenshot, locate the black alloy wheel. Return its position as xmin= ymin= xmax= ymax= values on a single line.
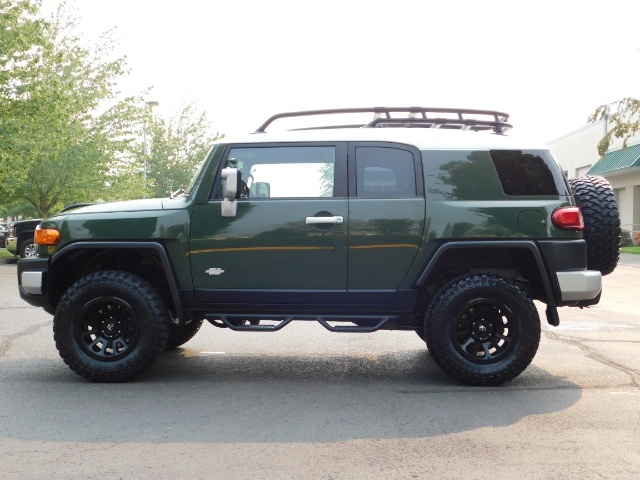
xmin=54 ymin=271 xmax=169 ymax=382
xmin=451 ymin=298 xmax=517 ymax=364
xmin=425 ymin=273 xmax=540 ymax=386
xmin=74 ymin=296 xmax=140 ymax=361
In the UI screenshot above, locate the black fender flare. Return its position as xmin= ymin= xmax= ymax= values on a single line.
xmin=50 ymin=242 xmax=187 ymax=323
xmin=415 ymin=240 xmax=560 ymax=326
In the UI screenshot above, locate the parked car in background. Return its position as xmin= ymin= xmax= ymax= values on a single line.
xmin=5 ymin=206 xmax=94 ymax=258
xmin=0 ymin=223 xmax=8 ymax=248
xmin=5 ymin=219 xmax=42 ymax=258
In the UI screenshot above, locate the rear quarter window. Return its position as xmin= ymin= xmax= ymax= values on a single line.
xmin=490 ymin=150 xmax=569 ymax=196
xmin=424 ymin=150 xmax=504 ymax=201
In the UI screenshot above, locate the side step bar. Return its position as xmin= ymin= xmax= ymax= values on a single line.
xmin=204 ymin=314 xmax=400 ymax=333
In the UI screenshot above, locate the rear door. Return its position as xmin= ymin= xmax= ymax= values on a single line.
xmin=190 ymin=143 xmax=348 ymax=305
xmin=347 ymin=143 xmax=426 ymax=303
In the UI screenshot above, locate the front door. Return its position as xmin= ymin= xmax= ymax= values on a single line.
xmin=190 ymin=143 xmax=348 ymax=305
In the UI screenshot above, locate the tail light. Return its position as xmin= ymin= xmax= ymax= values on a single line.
xmin=552 ymin=206 xmax=583 ymax=230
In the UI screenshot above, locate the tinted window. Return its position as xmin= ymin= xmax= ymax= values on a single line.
xmin=490 ymin=150 xmax=569 ymax=196
xmin=355 ymin=147 xmax=416 ymax=197
xmin=425 ymin=150 xmax=503 ymax=201
xmin=226 ymin=146 xmax=335 ymax=198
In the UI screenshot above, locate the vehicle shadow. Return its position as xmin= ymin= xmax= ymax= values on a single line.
xmin=0 ymin=348 xmax=581 ymax=444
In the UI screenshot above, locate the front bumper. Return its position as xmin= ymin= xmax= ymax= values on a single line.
xmin=17 ymin=256 xmax=55 ymax=314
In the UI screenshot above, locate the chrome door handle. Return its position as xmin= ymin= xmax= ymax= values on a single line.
xmin=305 ymin=216 xmax=344 ymax=225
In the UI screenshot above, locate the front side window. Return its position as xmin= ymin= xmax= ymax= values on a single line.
xmin=225 ymin=146 xmax=336 ymax=198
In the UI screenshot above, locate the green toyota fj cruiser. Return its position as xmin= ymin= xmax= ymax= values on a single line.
xmin=16 ymin=107 xmax=621 ymax=385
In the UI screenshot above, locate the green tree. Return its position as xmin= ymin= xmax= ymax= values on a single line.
xmin=1 ymin=1 xmax=144 ymax=217
xmin=0 ymin=0 xmax=46 ymax=188
xmin=589 ymin=97 xmax=640 ymax=157
xmin=144 ymin=103 xmax=221 ymax=198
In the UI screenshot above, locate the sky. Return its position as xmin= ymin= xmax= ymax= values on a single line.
xmin=41 ymin=0 xmax=640 ymax=143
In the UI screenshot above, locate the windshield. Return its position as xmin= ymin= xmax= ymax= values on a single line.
xmin=186 ymin=158 xmax=208 ymax=194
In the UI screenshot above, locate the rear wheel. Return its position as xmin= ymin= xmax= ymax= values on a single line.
xmin=53 ymin=271 xmax=169 ymax=382
xmin=425 ymin=273 xmax=540 ymax=386
xmin=569 ymin=175 xmax=621 ymax=275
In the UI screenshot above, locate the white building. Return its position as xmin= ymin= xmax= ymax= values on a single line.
xmin=548 ymin=118 xmax=640 ymax=241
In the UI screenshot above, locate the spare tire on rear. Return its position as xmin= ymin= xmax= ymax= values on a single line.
xmin=568 ymin=175 xmax=621 ymax=275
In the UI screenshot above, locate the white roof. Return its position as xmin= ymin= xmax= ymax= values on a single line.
xmin=215 ymin=127 xmax=548 ymax=151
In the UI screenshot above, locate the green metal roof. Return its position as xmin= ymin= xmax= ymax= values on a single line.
xmin=587 ymin=143 xmax=640 ymax=175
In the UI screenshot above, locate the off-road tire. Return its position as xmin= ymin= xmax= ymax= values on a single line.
xmin=166 ymin=318 xmax=204 ymax=350
xmin=53 ymin=271 xmax=169 ymax=382
xmin=424 ymin=273 xmax=540 ymax=386
xmin=568 ymin=175 xmax=621 ymax=276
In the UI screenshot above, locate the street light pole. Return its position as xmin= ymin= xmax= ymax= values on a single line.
xmin=143 ymin=100 xmax=159 ymax=198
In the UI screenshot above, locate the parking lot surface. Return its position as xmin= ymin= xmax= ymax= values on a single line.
xmin=1 ymin=256 xmax=639 ymax=479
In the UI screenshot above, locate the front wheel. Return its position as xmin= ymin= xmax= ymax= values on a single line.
xmin=425 ymin=273 xmax=540 ymax=386
xmin=166 ymin=318 xmax=204 ymax=350
xmin=53 ymin=271 xmax=169 ymax=382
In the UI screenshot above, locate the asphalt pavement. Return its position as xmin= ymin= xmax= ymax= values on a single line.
xmin=0 ymin=255 xmax=639 ymax=479
xmin=620 ymin=251 xmax=640 ymax=265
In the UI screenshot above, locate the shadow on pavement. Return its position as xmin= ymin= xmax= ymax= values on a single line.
xmin=0 ymin=348 xmax=581 ymax=444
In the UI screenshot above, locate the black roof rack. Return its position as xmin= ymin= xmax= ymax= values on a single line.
xmin=255 ymin=107 xmax=512 ymax=134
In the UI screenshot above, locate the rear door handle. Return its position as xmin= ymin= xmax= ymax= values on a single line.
xmin=305 ymin=216 xmax=344 ymax=225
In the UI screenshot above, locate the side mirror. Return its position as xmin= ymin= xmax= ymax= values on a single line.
xmin=221 ymin=168 xmax=241 ymax=199
xmin=221 ymin=168 xmax=241 ymax=217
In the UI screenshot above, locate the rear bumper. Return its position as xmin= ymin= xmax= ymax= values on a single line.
xmin=556 ymin=270 xmax=602 ymax=302
xmin=538 ymin=240 xmax=602 ymax=305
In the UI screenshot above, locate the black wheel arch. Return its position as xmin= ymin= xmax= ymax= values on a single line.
xmin=416 ymin=241 xmax=560 ymax=325
xmin=49 ymin=242 xmax=187 ymax=323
